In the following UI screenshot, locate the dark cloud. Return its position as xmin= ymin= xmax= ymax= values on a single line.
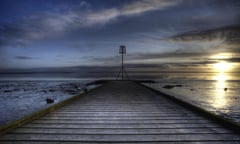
xmin=167 ymin=25 xmax=240 ymax=42
xmin=165 ymin=25 xmax=240 ymax=56
xmin=0 ymin=24 xmax=27 ymax=47
xmin=130 ymin=52 xmax=208 ymax=59
xmin=15 ymin=56 xmax=35 ymax=60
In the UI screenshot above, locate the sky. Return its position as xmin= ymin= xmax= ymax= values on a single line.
xmin=0 ymin=0 xmax=240 ymax=74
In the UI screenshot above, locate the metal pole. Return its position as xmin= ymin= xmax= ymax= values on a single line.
xmin=122 ymin=53 xmax=123 ymax=80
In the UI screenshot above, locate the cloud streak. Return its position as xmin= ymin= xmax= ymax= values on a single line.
xmin=90 ymin=50 xmax=211 ymax=66
xmin=122 ymin=0 xmax=182 ymax=15
xmin=84 ymin=0 xmax=183 ymax=25
xmin=15 ymin=56 xmax=35 ymax=60
xmin=0 ymin=0 xmax=182 ymax=47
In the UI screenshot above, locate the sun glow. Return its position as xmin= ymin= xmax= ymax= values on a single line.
xmin=213 ymin=61 xmax=232 ymax=72
xmin=211 ymin=53 xmax=232 ymax=59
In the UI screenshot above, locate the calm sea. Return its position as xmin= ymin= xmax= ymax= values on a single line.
xmin=143 ymin=72 xmax=240 ymax=124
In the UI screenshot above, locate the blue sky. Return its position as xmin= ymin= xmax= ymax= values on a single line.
xmin=0 ymin=0 xmax=240 ymax=72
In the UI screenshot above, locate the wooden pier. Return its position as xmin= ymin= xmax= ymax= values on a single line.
xmin=0 ymin=81 xmax=240 ymax=143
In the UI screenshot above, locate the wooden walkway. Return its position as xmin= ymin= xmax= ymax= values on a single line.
xmin=0 ymin=81 xmax=240 ymax=143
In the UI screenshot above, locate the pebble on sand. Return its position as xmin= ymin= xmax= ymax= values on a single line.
xmin=46 ymin=98 xmax=54 ymax=104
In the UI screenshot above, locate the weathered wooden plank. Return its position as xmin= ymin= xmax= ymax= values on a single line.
xmin=59 ymin=106 xmax=179 ymax=108
xmin=52 ymin=111 xmax=187 ymax=114
xmin=31 ymin=119 xmax=212 ymax=124
xmin=11 ymin=127 xmax=232 ymax=134
xmin=1 ymin=141 xmax=240 ymax=144
xmin=40 ymin=117 xmax=205 ymax=120
xmin=44 ymin=113 xmax=197 ymax=117
xmin=61 ymin=105 xmax=181 ymax=108
xmin=22 ymin=123 xmax=221 ymax=129
xmin=1 ymin=133 xmax=240 ymax=141
xmin=54 ymin=110 xmax=180 ymax=113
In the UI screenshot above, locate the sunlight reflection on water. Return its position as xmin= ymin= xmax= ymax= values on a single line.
xmin=212 ymin=72 xmax=228 ymax=109
xmin=211 ymin=60 xmax=234 ymax=109
xmin=144 ymin=70 xmax=240 ymax=124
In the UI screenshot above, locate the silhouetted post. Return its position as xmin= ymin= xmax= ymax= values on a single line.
xmin=116 ymin=45 xmax=129 ymax=80
xmin=120 ymin=46 xmax=125 ymax=80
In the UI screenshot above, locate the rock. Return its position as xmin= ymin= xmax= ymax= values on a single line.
xmin=46 ymin=98 xmax=54 ymax=104
xmin=13 ymin=88 xmax=20 ymax=91
xmin=82 ymin=87 xmax=88 ymax=92
xmin=162 ymin=84 xmax=183 ymax=89
xmin=49 ymin=89 xmax=55 ymax=92
xmin=42 ymin=90 xmax=48 ymax=93
xmin=162 ymin=85 xmax=175 ymax=89
xmin=4 ymin=90 xmax=12 ymax=93
xmin=64 ymin=89 xmax=76 ymax=94
xmin=74 ymin=85 xmax=79 ymax=89
xmin=224 ymin=88 xmax=228 ymax=91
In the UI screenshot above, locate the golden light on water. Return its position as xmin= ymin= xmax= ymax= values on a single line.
xmin=211 ymin=60 xmax=233 ymax=109
xmin=212 ymin=72 xmax=228 ymax=108
xmin=210 ymin=59 xmax=235 ymax=109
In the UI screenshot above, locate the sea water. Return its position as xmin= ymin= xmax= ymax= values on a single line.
xmin=143 ymin=72 xmax=240 ymax=124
